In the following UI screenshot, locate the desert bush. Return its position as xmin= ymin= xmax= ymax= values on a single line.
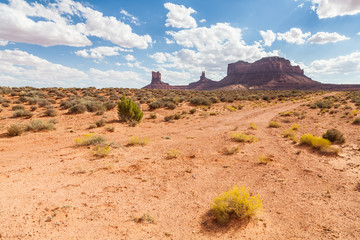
xmin=75 ymin=134 xmax=106 ymax=146
xmin=7 ymin=123 xmax=24 ymax=136
xmin=282 ymin=129 xmax=298 ymax=143
xmin=118 ymin=95 xmax=143 ymax=125
xmin=104 ymin=101 xmax=116 ymax=111
xmin=268 ymin=121 xmax=281 ymax=128
xmin=149 ymin=113 xmax=157 ymax=119
xmin=30 ymin=106 xmax=38 ymax=111
xmin=48 ymin=118 xmax=58 ymax=124
xmin=44 ymin=108 xmax=57 ymax=117
xmin=25 ymin=119 xmax=55 ymax=132
xmin=95 ymin=118 xmax=106 ymax=127
xmin=299 ymin=134 xmax=338 ymax=154
xmin=164 ymin=101 xmax=177 ymax=110
xmin=12 ymin=105 xmax=25 ymax=111
xmin=68 ymin=104 xmax=87 ymax=114
xmin=105 ymin=125 xmax=115 ymax=132
xmin=222 ymin=146 xmax=240 ymax=155
xmin=258 ymin=154 xmax=272 ymax=164
xmin=211 ymin=186 xmax=263 ymax=224
xmin=13 ymin=110 xmax=33 ymax=118
xmin=164 ymin=115 xmax=175 ymax=122
xmin=310 ymin=100 xmax=333 ymax=109
xmin=189 ymin=108 xmax=196 ymax=114
xmin=231 ymin=133 xmax=258 ymax=143
xmin=92 ymin=146 xmax=111 ymax=158
xmin=250 ymin=122 xmax=258 ymax=130
xmin=190 ymin=97 xmax=212 ymax=106
xmin=2 ymin=102 xmax=10 ymax=108
xmin=127 ymin=136 xmax=150 ymax=146
xmin=322 ymin=129 xmax=345 ymax=143
xmin=290 ymin=124 xmax=300 ymax=131
xmin=353 ymin=118 xmax=360 ymax=125
xmin=166 ymin=148 xmax=180 ymax=159
xmin=148 ymin=100 xmax=164 ymax=110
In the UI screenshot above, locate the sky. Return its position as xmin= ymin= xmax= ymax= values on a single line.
xmin=0 ymin=0 xmax=359 ymax=88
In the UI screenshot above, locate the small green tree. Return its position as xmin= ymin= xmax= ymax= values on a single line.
xmin=118 ymin=95 xmax=143 ymax=125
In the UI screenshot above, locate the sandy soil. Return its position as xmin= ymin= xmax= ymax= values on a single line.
xmin=0 ymin=92 xmax=359 ymax=239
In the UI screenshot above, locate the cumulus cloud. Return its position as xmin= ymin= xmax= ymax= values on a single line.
xmin=120 ymin=9 xmax=140 ymax=25
xmin=0 ymin=39 xmax=8 ymax=46
xmin=298 ymin=3 xmax=304 ymax=8
xmin=0 ymin=0 xmax=152 ymax=48
xmin=165 ymin=38 xmax=174 ymax=44
xmin=260 ymin=30 xmax=276 ymax=46
xmin=151 ymin=23 xmax=278 ymax=83
xmin=75 ymin=46 xmax=132 ymax=59
xmin=124 ymin=54 xmax=136 ymax=62
xmin=311 ymin=0 xmax=360 ymax=19
xmin=0 ymin=49 xmax=87 ymax=86
xmin=277 ymin=28 xmax=311 ymax=44
xmin=0 ymin=49 xmax=147 ymax=88
xmin=199 ymin=19 xmax=206 ymax=23
xmin=306 ymin=51 xmax=360 ymax=75
xmin=164 ymin=2 xmax=197 ymax=29
xmin=307 ymin=32 xmax=350 ymax=44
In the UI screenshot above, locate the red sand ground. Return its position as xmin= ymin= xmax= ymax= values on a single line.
xmin=0 ymin=92 xmax=359 ymax=239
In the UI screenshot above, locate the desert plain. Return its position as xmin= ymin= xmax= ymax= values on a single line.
xmin=0 ymin=88 xmax=359 ymax=240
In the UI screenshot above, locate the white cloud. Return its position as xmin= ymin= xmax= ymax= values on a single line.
xmin=298 ymin=3 xmax=304 ymax=8
xmin=0 ymin=0 xmax=152 ymax=49
xmin=199 ymin=19 xmax=206 ymax=23
xmin=311 ymin=0 xmax=360 ymax=19
xmin=307 ymin=32 xmax=350 ymax=44
xmin=260 ymin=30 xmax=276 ymax=46
xmin=277 ymin=28 xmax=311 ymax=44
xmin=151 ymin=23 xmax=278 ymax=83
xmin=0 ymin=49 xmax=87 ymax=86
xmin=0 ymin=39 xmax=8 ymax=46
xmin=306 ymin=51 xmax=360 ymax=75
xmin=165 ymin=38 xmax=174 ymax=44
xmin=164 ymin=2 xmax=197 ymax=29
xmin=0 ymin=49 xmax=147 ymax=88
xmin=75 ymin=46 xmax=131 ymax=59
xmin=120 ymin=9 xmax=140 ymax=25
xmin=124 ymin=54 xmax=136 ymax=62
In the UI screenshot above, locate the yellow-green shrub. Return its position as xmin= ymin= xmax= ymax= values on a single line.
xmin=93 ymin=146 xmax=111 ymax=157
xmin=231 ymin=133 xmax=258 ymax=143
xmin=300 ymin=134 xmax=335 ymax=153
xmin=128 ymin=136 xmax=150 ymax=146
xmin=268 ymin=121 xmax=280 ymax=128
xmin=290 ymin=124 xmax=300 ymax=131
xmin=166 ymin=148 xmax=180 ymax=159
xmin=258 ymin=154 xmax=272 ymax=164
xmin=212 ymin=186 xmax=263 ymax=224
xmin=250 ymin=122 xmax=258 ymax=130
xmin=75 ymin=134 xmax=106 ymax=146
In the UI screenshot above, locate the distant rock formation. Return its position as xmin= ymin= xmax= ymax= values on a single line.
xmin=143 ymin=71 xmax=173 ymax=89
xmin=142 ymin=57 xmax=360 ymax=91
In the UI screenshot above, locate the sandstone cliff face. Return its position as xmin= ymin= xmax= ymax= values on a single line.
xmin=227 ymin=57 xmax=304 ymax=75
xmin=143 ymin=71 xmax=175 ymax=90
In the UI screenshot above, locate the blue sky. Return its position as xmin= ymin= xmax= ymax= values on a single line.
xmin=0 ymin=0 xmax=359 ymax=88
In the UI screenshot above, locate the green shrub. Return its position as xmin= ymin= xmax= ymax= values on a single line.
xmin=25 ymin=119 xmax=55 ymax=132
xmin=231 ymin=133 xmax=258 ymax=143
xmin=353 ymin=118 xmax=360 ymax=125
xmin=118 ymin=96 xmax=143 ymax=125
xmin=322 ymin=129 xmax=345 ymax=143
xmin=211 ymin=186 xmax=263 ymax=224
xmin=75 ymin=134 xmax=106 ymax=146
xmin=189 ymin=108 xmax=196 ymax=114
xmin=268 ymin=121 xmax=281 ymax=128
xmin=149 ymin=113 xmax=157 ymax=119
xmin=7 ymin=123 xmax=24 ymax=136
xmin=164 ymin=115 xmax=174 ymax=122
xmin=148 ymin=100 xmax=164 ymax=110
